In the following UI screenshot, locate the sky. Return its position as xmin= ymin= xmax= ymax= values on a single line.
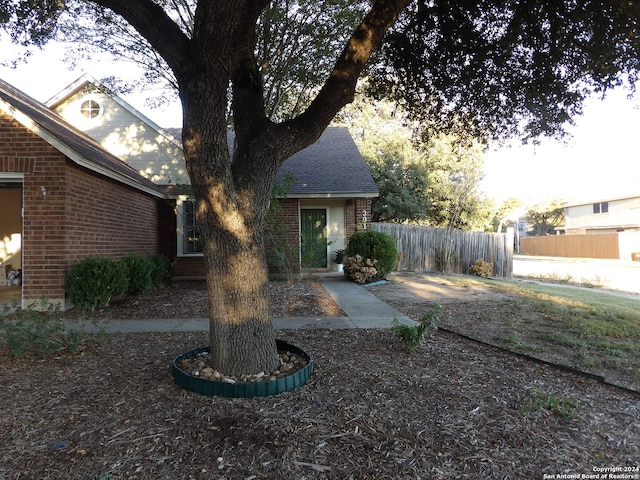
xmin=482 ymin=88 xmax=640 ymax=204
xmin=2 ymin=38 xmax=639 ymax=206
xmin=0 ymin=40 xmax=183 ymax=126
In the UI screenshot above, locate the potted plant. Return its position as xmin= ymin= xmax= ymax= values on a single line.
xmin=334 ymin=249 xmax=345 ymax=272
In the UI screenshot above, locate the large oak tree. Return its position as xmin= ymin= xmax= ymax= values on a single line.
xmin=3 ymin=0 xmax=639 ymax=376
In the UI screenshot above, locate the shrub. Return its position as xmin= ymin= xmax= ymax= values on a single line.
xmin=345 ymin=230 xmax=397 ymax=283
xmin=391 ymin=305 xmax=440 ymax=353
xmin=150 ymin=254 xmax=174 ymax=285
xmin=522 ymin=388 xmax=580 ymax=419
xmin=0 ymin=300 xmax=106 ymax=358
xmin=123 ymin=255 xmax=155 ymax=294
xmin=343 ymin=255 xmax=378 ymax=284
xmin=469 ymin=258 xmax=494 ymax=277
xmin=66 ymin=257 xmax=129 ymax=310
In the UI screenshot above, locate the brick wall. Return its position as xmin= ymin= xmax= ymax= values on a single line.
xmin=266 ymin=198 xmax=300 ymax=274
xmin=63 ymin=162 xmax=159 ymax=265
xmin=173 ymin=256 xmax=206 ymax=277
xmin=345 ymin=198 xmax=373 ymax=239
xmin=1 ymin=112 xmax=160 ymax=307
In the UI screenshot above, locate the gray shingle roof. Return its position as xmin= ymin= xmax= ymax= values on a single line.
xmin=166 ymin=127 xmax=379 ymax=198
xmin=276 ymin=127 xmax=379 ymax=197
xmin=0 ymin=78 xmax=164 ymax=197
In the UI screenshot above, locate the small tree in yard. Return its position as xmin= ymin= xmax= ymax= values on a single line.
xmin=3 ymin=0 xmax=640 ymax=377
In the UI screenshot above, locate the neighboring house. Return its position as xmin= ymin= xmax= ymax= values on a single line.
xmin=561 ymin=194 xmax=640 ymax=234
xmin=48 ymin=75 xmax=378 ymax=277
xmin=520 ymin=193 xmax=640 ymax=260
xmin=0 ymin=78 xmax=166 ymax=309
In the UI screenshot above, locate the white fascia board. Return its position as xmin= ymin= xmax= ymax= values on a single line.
xmin=45 ymin=73 xmax=95 ymax=107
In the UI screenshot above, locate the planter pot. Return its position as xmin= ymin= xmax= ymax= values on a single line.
xmin=173 ymin=340 xmax=313 ymax=398
xmin=336 ymin=263 xmax=344 ymax=273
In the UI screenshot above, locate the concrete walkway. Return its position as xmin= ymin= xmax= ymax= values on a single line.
xmin=88 ymin=276 xmax=415 ymax=334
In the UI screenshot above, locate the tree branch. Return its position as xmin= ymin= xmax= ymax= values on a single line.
xmin=286 ymin=0 xmax=411 ymax=140
xmin=91 ymin=0 xmax=190 ymax=76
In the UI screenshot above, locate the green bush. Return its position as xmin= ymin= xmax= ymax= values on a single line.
xmin=123 ymin=255 xmax=155 ymax=294
xmin=66 ymin=257 xmax=129 ymax=310
xmin=391 ymin=305 xmax=440 ymax=353
xmin=0 ymin=300 xmax=105 ymax=358
xmin=469 ymin=258 xmax=494 ymax=277
xmin=345 ymin=230 xmax=397 ymax=283
xmin=150 ymin=254 xmax=174 ymax=285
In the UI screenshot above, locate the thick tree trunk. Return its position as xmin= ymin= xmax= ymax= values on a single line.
xmin=174 ymin=2 xmax=285 ymax=378
xmin=203 ymin=209 xmax=279 ymax=377
xmin=182 ymin=99 xmax=281 ymax=376
xmin=185 ymin=132 xmax=281 ymax=376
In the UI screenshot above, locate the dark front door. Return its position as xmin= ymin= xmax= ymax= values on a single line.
xmin=300 ymin=209 xmax=327 ymax=268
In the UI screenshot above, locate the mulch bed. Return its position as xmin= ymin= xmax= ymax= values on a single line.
xmin=75 ymin=280 xmax=345 ymax=320
xmin=2 ymin=279 xmax=639 ymax=479
xmin=1 ymin=328 xmax=638 ymax=479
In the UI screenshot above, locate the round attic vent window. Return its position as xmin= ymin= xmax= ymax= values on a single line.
xmin=80 ymin=99 xmax=101 ymax=119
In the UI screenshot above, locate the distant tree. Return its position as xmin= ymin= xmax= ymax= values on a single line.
xmin=341 ymin=95 xmax=492 ymax=228
xmin=421 ymin=134 xmax=493 ymax=230
xmin=526 ymin=199 xmax=566 ymax=236
xmin=494 ymin=197 xmax=525 ymax=233
xmin=367 ymin=146 xmax=430 ymax=223
xmin=339 ymin=96 xmax=429 ymax=223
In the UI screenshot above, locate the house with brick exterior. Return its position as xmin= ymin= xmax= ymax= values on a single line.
xmin=47 ymin=75 xmax=378 ymax=277
xmin=1 ymin=75 xmax=378 ymax=307
xmin=0 ymin=77 xmax=166 ymax=309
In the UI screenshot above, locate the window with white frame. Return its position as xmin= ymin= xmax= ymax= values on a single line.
xmin=593 ymin=201 xmax=609 ymax=214
xmin=80 ymin=99 xmax=102 ymax=119
xmin=177 ymin=197 xmax=203 ymax=255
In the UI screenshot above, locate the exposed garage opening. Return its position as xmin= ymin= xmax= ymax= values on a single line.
xmin=0 ymin=176 xmax=23 ymax=308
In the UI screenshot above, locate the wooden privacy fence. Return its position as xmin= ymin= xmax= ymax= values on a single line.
xmin=520 ymin=234 xmax=618 ymax=259
xmin=370 ymin=223 xmax=513 ymax=279
xmin=520 ymin=232 xmax=640 ymax=260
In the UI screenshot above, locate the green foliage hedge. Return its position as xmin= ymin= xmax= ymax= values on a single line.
xmin=66 ymin=255 xmax=172 ymax=310
xmin=123 ymin=255 xmax=155 ymax=295
xmin=345 ymin=230 xmax=397 ymax=284
xmin=150 ymin=254 xmax=174 ymax=284
xmin=66 ymin=257 xmax=129 ymax=311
